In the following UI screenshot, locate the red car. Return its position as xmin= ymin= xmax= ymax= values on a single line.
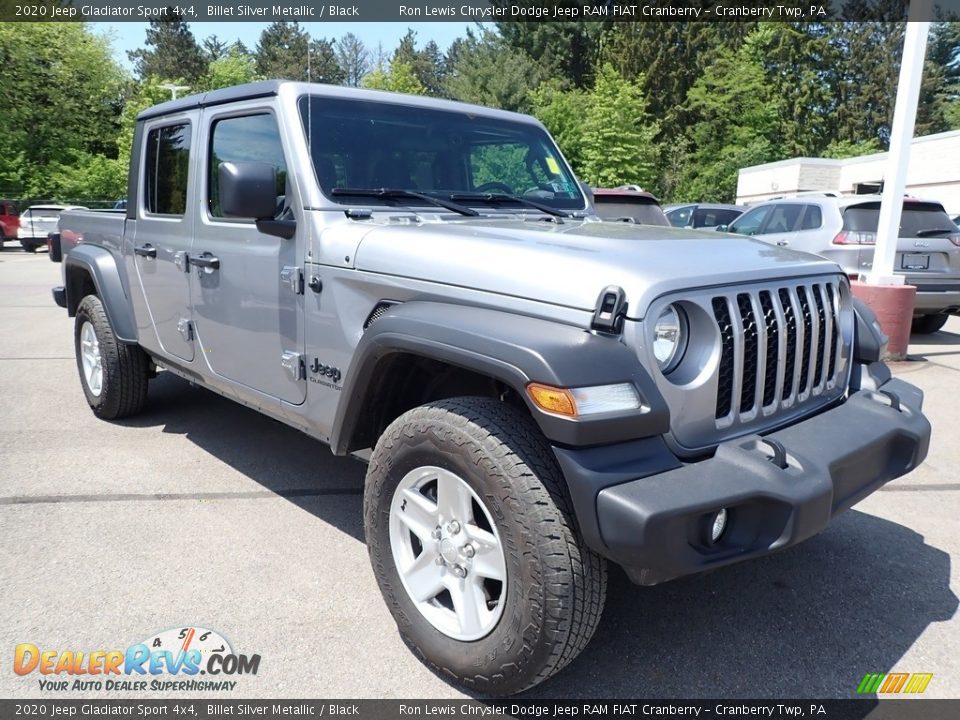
xmin=0 ymin=200 xmax=19 ymax=243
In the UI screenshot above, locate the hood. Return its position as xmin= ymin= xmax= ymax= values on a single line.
xmin=352 ymin=217 xmax=838 ymax=320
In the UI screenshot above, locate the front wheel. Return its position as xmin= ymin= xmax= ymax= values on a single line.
xmin=364 ymin=397 xmax=607 ymax=695
xmin=74 ymin=294 xmax=150 ymax=419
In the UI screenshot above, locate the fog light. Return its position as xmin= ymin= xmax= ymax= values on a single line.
xmin=709 ymin=508 xmax=728 ymax=544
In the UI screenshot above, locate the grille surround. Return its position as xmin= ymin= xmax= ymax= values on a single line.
xmin=635 ymin=275 xmax=854 ymax=455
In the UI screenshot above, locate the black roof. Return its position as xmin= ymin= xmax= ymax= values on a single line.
xmin=136 ymin=80 xmax=284 ymax=121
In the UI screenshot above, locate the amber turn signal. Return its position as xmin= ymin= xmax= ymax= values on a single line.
xmin=526 ymin=383 xmax=578 ymax=417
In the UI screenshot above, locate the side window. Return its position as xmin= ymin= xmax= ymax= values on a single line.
xmin=729 ymin=205 xmax=772 ymax=236
xmin=800 ymin=204 xmax=823 ymax=230
xmin=144 ymin=123 xmax=191 ymax=216
xmin=209 ymin=113 xmax=287 ymax=219
xmin=762 ymin=204 xmax=803 ymax=234
xmin=667 ymin=207 xmax=691 ymax=227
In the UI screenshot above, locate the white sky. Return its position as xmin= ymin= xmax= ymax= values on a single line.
xmin=93 ymin=21 xmax=477 ymax=70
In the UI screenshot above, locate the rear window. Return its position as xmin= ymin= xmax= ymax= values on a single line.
xmin=144 ymin=123 xmax=191 ymax=216
xmin=594 ymin=198 xmax=669 ymax=226
xmin=842 ymin=202 xmax=954 ymax=238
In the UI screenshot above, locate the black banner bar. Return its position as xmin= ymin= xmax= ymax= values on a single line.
xmin=2 ymin=700 xmax=960 ymax=720
xmin=0 ymin=0 xmax=958 ymax=23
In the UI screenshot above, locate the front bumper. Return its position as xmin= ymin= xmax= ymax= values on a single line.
xmin=556 ymin=377 xmax=930 ymax=585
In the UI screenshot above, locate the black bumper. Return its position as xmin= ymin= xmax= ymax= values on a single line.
xmin=555 ymin=377 xmax=930 ymax=586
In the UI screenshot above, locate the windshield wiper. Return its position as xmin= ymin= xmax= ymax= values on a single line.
xmin=915 ymin=228 xmax=957 ymax=237
xmin=331 ymin=188 xmax=479 ymax=217
xmin=449 ymin=192 xmax=570 ymax=218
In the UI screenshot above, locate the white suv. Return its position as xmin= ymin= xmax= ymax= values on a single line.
xmin=724 ymin=195 xmax=960 ymax=334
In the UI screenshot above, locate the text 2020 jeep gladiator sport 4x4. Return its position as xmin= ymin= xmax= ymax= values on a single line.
xmin=51 ymin=82 xmax=930 ymax=694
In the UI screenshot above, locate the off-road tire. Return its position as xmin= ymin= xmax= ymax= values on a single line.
xmin=364 ymin=397 xmax=607 ymax=695
xmin=74 ymin=294 xmax=149 ymax=419
xmin=20 ymin=240 xmax=39 ymax=253
xmin=911 ymin=314 xmax=949 ymax=335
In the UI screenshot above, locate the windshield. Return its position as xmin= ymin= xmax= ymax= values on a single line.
xmin=297 ymin=95 xmax=585 ymax=212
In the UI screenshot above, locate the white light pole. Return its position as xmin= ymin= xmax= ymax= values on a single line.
xmin=160 ymin=83 xmax=191 ymax=100
xmin=867 ymin=9 xmax=931 ymax=285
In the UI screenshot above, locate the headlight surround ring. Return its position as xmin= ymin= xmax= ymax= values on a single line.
xmin=652 ymin=303 xmax=688 ymax=375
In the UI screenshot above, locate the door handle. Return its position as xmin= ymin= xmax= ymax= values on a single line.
xmin=134 ymin=244 xmax=157 ymax=258
xmin=777 ymin=241 xmax=789 ymax=246
xmin=190 ymin=252 xmax=220 ymax=270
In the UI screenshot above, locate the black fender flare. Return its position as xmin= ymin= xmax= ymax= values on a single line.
xmin=852 ymin=296 xmax=888 ymax=364
xmin=64 ymin=245 xmax=138 ymax=344
xmin=330 ymin=302 xmax=669 ymax=454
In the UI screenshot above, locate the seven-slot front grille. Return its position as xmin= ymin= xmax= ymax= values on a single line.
xmin=712 ymin=280 xmax=845 ymax=425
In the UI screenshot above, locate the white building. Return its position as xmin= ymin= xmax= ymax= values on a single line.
xmin=736 ymin=129 xmax=960 ymax=215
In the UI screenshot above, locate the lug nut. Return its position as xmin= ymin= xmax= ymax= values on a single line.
xmin=431 ymin=527 xmax=442 ymax=539
xmin=461 ymin=544 xmax=475 ymax=558
xmin=447 ymin=520 xmax=461 ymax=535
xmin=451 ymin=564 xmax=467 ymax=578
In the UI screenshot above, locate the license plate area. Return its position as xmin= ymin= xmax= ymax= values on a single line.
xmin=901 ymin=253 xmax=930 ymax=270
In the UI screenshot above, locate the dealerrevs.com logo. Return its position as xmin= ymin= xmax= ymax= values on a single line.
xmin=14 ymin=627 xmax=260 ymax=692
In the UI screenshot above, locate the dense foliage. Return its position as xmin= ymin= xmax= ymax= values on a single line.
xmin=1 ymin=18 xmax=957 ymax=204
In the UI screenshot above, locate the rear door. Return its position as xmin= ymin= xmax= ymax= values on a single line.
xmin=129 ymin=117 xmax=196 ymax=362
xmin=189 ymin=105 xmax=306 ymax=405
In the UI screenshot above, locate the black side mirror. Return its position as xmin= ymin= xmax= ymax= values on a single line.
xmin=219 ymin=162 xmax=296 ymax=239
xmin=219 ymin=162 xmax=277 ymax=219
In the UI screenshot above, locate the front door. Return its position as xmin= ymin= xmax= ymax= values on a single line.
xmin=131 ymin=117 xmax=195 ymax=362
xmin=189 ymin=108 xmax=306 ymax=405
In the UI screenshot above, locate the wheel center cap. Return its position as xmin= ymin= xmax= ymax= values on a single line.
xmin=439 ymin=538 xmax=459 ymax=565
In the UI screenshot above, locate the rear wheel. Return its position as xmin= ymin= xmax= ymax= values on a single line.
xmin=20 ymin=240 xmax=38 ymax=253
xmin=74 ymin=294 xmax=149 ymax=419
xmin=364 ymin=397 xmax=606 ymax=695
xmin=911 ymin=314 xmax=949 ymax=335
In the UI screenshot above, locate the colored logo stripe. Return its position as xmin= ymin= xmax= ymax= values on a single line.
xmin=903 ymin=673 xmax=934 ymax=694
xmin=857 ymin=672 xmax=933 ymax=694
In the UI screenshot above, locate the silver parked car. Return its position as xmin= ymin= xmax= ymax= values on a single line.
xmin=724 ymin=195 xmax=960 ymax=334
xmin=18 ymin=205 xmax=85 ymax=253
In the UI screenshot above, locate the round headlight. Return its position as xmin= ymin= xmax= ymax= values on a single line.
xmin=652 ymin=304 xmax=687 ymax=373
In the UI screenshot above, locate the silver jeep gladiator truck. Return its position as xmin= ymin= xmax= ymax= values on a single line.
xmin=51 ymin=81 xmax=930 ymax=694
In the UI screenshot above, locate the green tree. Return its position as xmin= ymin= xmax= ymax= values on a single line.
xmin=0 ymin=23 xmax=128 ymax=198
xmin=578 ymin=65 xmax=659 ymax=189
xmin=335 ymin=33 xmax=369 ymax=87
xmin=495 ymin=16 xmax=604 ymax=89
xmin=679 ymin=39 xmax=784 ymax=202
xmin=200 ymin=44 xmax=261 ymax=91
xmin=255 ymin=22 xmax=310 ymax=80
xmin=529 ymin=80 xmax=587 ymax=170
xmin=391 ymin=29 xmax=447 ymax=95
xmin=308 ymin=38 xmax=346 ymax=85
xmin=445 ymin=28 xmax=542 ymax=112
xmin=128 ymin=18 xmax=207 ymax=85
xmin=360 ymin=61 xmax=426 ymax=95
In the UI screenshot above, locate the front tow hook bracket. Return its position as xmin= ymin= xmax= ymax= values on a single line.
xmin=879 ymin=390 xmax=902 ymax=412
xmin=762 ymin=438 xmax=789 ymax=469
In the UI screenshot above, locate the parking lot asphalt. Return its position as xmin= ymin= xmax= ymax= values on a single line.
xmin=0 ymin=248 xmax=957 ymax=700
